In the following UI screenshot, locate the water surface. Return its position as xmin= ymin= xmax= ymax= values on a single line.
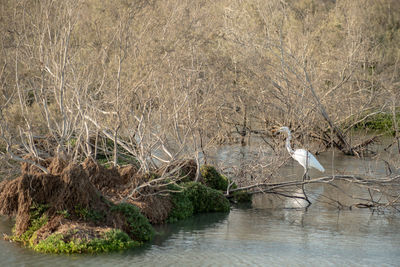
xmin=1 ymin=140 xmax=399 ymax=266
xmin=1 ymin=205 xmax=399 ymax=267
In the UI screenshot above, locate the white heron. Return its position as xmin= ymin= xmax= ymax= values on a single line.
xmin=278 ymin=126 xmax=325 ymax=180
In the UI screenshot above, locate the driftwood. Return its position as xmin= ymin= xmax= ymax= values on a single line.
xmin=228 ymin=175 xmax=400 ymax=192
xmin=227 ymin=174 xmax=400 ymax=210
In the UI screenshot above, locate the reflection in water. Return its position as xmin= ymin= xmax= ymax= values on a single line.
xmin=152 ymin=212 xmax=229 ymax=246
xmin=1 ymin=203 xmax=399 ymax=266
xmin=0 ymin=140 xmax=400 ymax=266
xmin=283 ymin=188 xmax=309 ymax=209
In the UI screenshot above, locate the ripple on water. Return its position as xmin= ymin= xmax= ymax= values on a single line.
xmin=1 ymin=207 xmax=400 ymax=266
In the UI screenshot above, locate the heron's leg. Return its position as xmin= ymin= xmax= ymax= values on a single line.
xmin=301 ymin=169 xmax=312 ymax=207
xmin=301 ymin=184 xmax=312 ymax=208
xmin=303 ymin=168 xmax=311 ymax=180
xmin=302 ymin=169 xmax=307 ymax=181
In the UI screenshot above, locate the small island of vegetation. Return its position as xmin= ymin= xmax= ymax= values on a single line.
xmin=0 ymin=157 xmax=239 ymax=253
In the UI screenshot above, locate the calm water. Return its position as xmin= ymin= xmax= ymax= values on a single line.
xmin=1 ymin=206 xmax=399 ymax=267
xmin=1 ymin=141 xmax=400 ymax=266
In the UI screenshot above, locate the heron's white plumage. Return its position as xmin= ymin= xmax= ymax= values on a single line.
xmin=278 ymin=126 xmax=325 ymax=174
xmin=292 ymin=149 xmax=325 ymax=172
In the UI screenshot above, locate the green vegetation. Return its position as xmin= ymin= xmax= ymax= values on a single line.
xmin=200 ymin=165 xmax=230 ymax=191
xmin=97 ymin=155 xmax=139 ymax=168
xmin=33 ymin=229 xmax=139 ymax=254
xmin=56 ymin=210 xmax=70 ymax=219
xmin=9 ymin=201 xmax=153 ymax=254
xmin=354 ymin=112 xmax=400 ymax=134
xmin=67 ymin=138 xmax=77 ymax=148
xmin=185 ymin=182 xmax=230 ymax=213
xmin=232 ymin=191 xmax=252 ymax=203
xmin=167 ymin=181 xmax=230 ymax=223
xmin=10 ymin=203 xmax=49 ymax=246
xmin=74 ymin=205 xmax=105 ymax=222
xmin=97 ymin=158 xmax=112 ymax=168
xmin=111 ymin=203 xmax=154 ymax=242
xmin=166 ymin=184 xmax=194 ymax=223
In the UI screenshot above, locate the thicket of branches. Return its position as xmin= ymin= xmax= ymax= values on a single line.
xmin=0 ymin=0 xmax=399 ymax=208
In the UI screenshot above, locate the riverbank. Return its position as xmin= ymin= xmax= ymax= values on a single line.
xmin=0 ymin=157 xmax=236 ymax=253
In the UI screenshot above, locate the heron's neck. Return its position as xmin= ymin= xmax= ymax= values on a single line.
xmin=285 ymin=133 xmax=294 ymax=155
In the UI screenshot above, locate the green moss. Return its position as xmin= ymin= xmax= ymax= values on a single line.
xmin=74 ymin=205 xmax=105 ymax=222
xmin=10 ymin=203 xmax=150 ymax=254
xmin=30 ymin=202 xmax=50 ymax=220
xmin=166 ymin=184 xmax=194 ymax=223
xmin=33 ymin=229 xmax=139 ymax=254
xmin=10 ymin=203 xmax=49 ymax=245
xmin=56 ymin=210 xmax=70 ymax=219
xmin=111 ymin=203 xmax=154 ymax=242
xmin=232 ymin=191 xmax=252 ymax=203
xmin=9 ymin=201 xmax=153 ymax=254
xmin=184 ymin=182 xmax=230 ymax=213
xmin=167 ymin=181 xmax=230 ymax=223
xmin=200 ymin=165 xmax=229 ymax=191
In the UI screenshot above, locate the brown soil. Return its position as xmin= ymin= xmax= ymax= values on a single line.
xmin=33 ymin=215 xmax=66 ymax=243
xmin=31 ymin=216 xmax=117 ymax=245
xmin=129 ymin=195 xmax=172 ymax=224
xmin=1 ymin=157 xmax=112 ymax=236
xmin=53 ymin=222 xmax=114 ymax=242
xmin=82 ymin=157 xmax=125 ymax=195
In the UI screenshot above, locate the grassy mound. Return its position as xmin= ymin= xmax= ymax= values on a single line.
xmin=167 ymin=182 xmax=230 ymax=223
xmin=166 ymin=184 xmax=194 ymax=223
xmin=200 ymin=165 xmax=230 ymax=191
xmin=185 ymin=182 xmax=231 ymax=213
xmin=34 ymin=229 xmax=139 ymax=254
xmin=110 ymin=203 xmax=154 ymax=242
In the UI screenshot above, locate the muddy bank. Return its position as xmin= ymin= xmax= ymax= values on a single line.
xmin=0 ymin=157 xmax=232 ymax=253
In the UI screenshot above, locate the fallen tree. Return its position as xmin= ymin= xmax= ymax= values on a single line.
xmin=226 ymin=174 xmax=400 ymax=211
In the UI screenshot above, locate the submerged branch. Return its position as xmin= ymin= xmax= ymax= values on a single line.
xmin=227 ymin=175 xmax=400 ymax=195
xmin=226 ymin=174 xmax=400 ymax=209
